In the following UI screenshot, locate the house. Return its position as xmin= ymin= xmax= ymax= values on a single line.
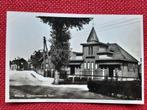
xmin=68 ymin=27 xmax=139 ymax=81
xmin=35 ymin=27 xmax=139 ymax=81
xmin=10 ymin=58 xmax=28 ymax=70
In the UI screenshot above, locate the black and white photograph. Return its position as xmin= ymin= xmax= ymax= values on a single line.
xmin=6 ymin=11 xmax=144 ymax=104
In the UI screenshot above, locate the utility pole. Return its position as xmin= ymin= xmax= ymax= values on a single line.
xmin=43 ymin=36 xmax=49 ymax=77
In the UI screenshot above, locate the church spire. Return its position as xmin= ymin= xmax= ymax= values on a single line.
xmin=87 ymin=27 xmax=99 ymax=43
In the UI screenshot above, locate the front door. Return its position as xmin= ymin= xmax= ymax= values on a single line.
xmin=109 ymin=66 xmax=114 ymax=77
xmin=70 ymin=66 xmax=75 ymax=75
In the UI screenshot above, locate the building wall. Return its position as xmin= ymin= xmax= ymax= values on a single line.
xmin=10 ymin=64 xmax=17 ymax=70
xmin=121 ymin=63 xmax=138 ymax=78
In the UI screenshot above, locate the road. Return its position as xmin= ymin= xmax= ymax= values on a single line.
xmin=10 ymin=70 xmax=115 ymax=99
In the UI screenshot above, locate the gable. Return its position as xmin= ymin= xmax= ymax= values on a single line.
xmin=108 ymin=43 xmax=138 ymax=63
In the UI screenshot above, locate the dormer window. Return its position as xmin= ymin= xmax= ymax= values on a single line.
xmin=110 ymin=49 xmax=114 ymax=52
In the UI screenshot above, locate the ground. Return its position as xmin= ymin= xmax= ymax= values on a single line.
xmin=9 ymin=70 xmax=115 ymax=99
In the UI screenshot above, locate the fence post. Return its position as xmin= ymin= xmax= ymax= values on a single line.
xmin=51 ymin=69 xmax=53 ymax=78
xmin=92 ymin=70 xmax=94 ymax=80
xmin=72 ymin=76 xmax=75 ymax=83
xmin=54 ymin=70 xmax=59 ymax=84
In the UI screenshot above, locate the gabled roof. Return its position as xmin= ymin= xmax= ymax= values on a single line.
xmin=107 ymin=43 xmax=138 ymax=63
xmin=81 ymin=28 xmax=138 ymax=63
xmin=87 ymin=27 xmax=99 ymax=43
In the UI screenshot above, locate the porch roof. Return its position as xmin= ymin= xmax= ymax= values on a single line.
xmin=69 ymin=60 xmax=83 ymax=66
xmin=99 ymin=62 xmax=122 ymax=66
xmin=96 ymin=59 xmax=138 ymax=64
xmin=68 ymin=63 xmax=81 ymax=66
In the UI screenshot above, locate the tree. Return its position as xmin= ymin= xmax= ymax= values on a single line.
xmin=10 ymin=58 xmax=28 ymax=70
xmin=30 ymin=50 xmax=43 ymax=69
xmin=37 ymin=16 xmax=92 ymax=73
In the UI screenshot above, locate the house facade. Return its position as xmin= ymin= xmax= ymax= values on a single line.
xmin=68 ymin=27 xmax=139 ymax=81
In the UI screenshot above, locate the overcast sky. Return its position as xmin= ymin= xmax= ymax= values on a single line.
xmin=7 ymin=11 xmax=143 ymax=61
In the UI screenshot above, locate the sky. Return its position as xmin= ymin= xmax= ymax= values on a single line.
xmin=7 ymin=11 xmax=143 ymax=61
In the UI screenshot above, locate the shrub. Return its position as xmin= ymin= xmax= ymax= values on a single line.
xmin=87 ymin=80 xmax=141 ymax=100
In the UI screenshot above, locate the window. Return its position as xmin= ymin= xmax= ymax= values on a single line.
xmin=87 ymin=62 xmax=90 ymax=69
xmin=91 ymin=46 xmax=93 ymax=55
xmin=128 ymin=63 xmax=134 ymax=72
xmin=91 ymin=62 xmax=94 ymax=69
xmin=88 ymin=46 xmax=93 ymax=55
xmin=95 ymin=64 xmax=98 ymax=69
xmin=84 ymin=63 xmax=86 ymax=69
xmin=46 ymin=64 xmax=49 ymax=68
xmin=88 ymin=47 xmax=90 ymax=55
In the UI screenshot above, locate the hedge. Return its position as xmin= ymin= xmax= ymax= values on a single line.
xmin=87 ymin=80 xmax=141 ymax=100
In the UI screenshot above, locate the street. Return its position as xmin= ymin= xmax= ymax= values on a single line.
xmin=10 ymin=70 xmax=115 ymax=99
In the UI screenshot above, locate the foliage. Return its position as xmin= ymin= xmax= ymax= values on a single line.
xmin=87 ymin=80 xmax=141 ymax=100
xmin=30 ymin=50 xmax=43 ymax=69
xmin=37 ymin=17 xmax=92 ymax=30
xmin=37 ymin=16 xmax=92 ymax=72
xmin=10 ymin=57 xmax=28 ymax=70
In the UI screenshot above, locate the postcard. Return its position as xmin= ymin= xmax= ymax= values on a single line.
xmin=6 ymin=11 xmax=144 ymax=104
